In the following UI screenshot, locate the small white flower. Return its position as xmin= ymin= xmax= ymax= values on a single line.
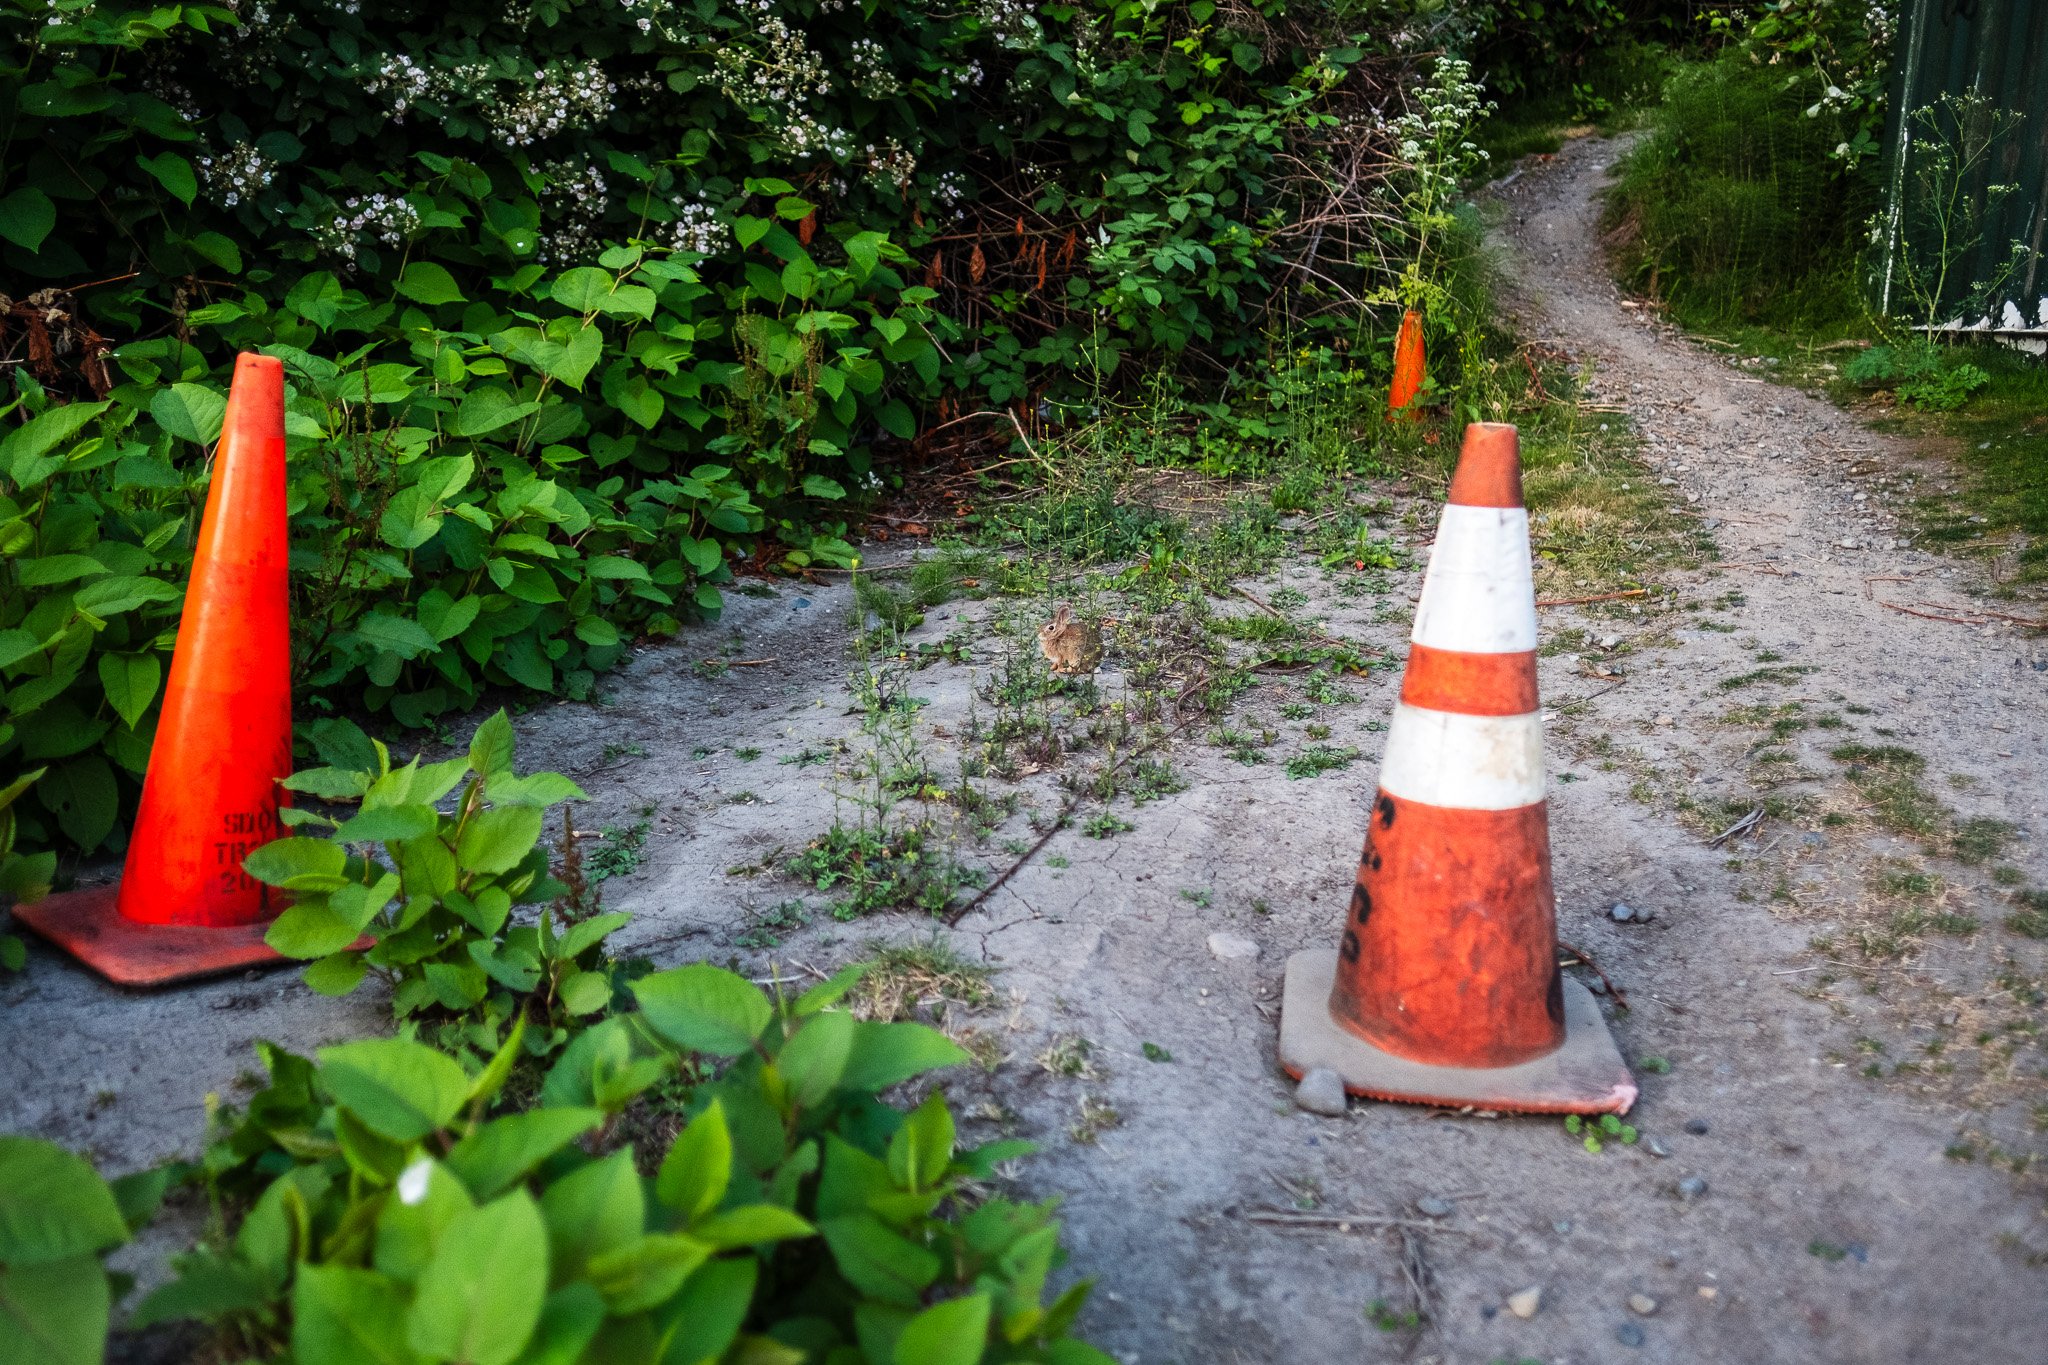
xmin=398 ymin=1158 xmax=433 ymax=1206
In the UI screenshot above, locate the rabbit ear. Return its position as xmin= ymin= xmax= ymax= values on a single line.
xmin=1052 ymin=604 xmax=1071 ymax=627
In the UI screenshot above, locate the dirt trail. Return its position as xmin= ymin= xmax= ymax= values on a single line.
xmin=7 ymin=133 xmax=2048 ymax=1362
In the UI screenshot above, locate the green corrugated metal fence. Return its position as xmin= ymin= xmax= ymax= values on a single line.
xmin=1878 ymin=0 xmax=2048 ymax=336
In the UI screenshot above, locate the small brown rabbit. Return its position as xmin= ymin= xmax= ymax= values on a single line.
xmin=1037 ymin=604 xmax=1103 ymax=676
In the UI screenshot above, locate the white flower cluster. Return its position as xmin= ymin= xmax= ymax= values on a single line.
xmin=316 ymin=193 xmax=421 ymax=265
xmin=665 ymin=194 xmax=725 ymax=255
xmin=1389 ymin=55 xmax=1492 ymax=194
xmin=847 ymin=38 xmax=900 ymax=98
xmin=494 ymin=63 xmax=619 ymax=147
xmin=196 ymin=143 xmax=277 ymax=208
xmin=864 ymin=137 xmax=917 ymax=191
xmin=972 ymin=0 xmax=1040 ymax=48
xmin=714 ymin=6 xmax=858 ymax=157
xmin=367 ymin=54 xmax=441 ymax=119
xmin=932 ymin=168 xmax=969 ymax=208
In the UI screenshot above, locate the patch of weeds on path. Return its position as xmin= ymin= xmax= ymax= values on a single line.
xmin=849 ymin=936 xmax=995 ymax=1022
xmin=1286 ymin=745 xmax=1359 ymax=779
xmin=786 ymin=821 xmax=983 ymax=920
xmin=735 ymin=899 xmax=809 ymax=949
xmin=586 ymin=806 xmax=653 ymax=882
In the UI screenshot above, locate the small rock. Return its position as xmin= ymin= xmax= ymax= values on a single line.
xmin=1416 ymin=1195 xmax=1455 ymax=1218
xmin=1617 ymin=1322 xmax=1647 ymax=1348
xmin=1506 ymin=1287 xmax=1543 ymax=1319
xmin=1294 ymin=1068 xmax=1348 ymax=1116
xmin=1610 ymin=903 xmax=1637 ymax=923
xmin=1684 ymin=1118 xmax=1711 ymax=1136
xmin=1654 ymin=714 xmax=1674 ymax=726
xmin=1629 ymin=1293 xmax=1659 ymax=1316
xmin=1838 ymin=538 xmax=1860 ymax=550
xmin=1599 ymin=633 xmax=1622 ymax=649
xmin=1698 ymin=1285 xmax=1719 ymax=1300
xmin=1677 ymin=1175 xmax=1709 ymax=1202
xmin=1645 ymin=1137 xmax=1671 ymax=1158
xmin=1800 ymin=831 xmax=1827 ymax=847
xmin=1207 ymin=932 xmax=1260 ymax=962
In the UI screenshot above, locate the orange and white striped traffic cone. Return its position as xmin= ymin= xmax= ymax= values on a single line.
xmin=1278 ymin=423 xmax=1636 ymax=1114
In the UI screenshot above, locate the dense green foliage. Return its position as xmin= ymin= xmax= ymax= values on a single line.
xmin=1605 ymin=48 xmax=1877 ymax=328
xmin=1 ymin=0 xmax=1452 ymax=858
xmin=3 ymin=962 xmax=1111 ymax=1364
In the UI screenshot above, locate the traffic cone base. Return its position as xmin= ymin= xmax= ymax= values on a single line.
xmin=1279 ymin=948 xmax=1637 ymax=1114
xmin=13 ymin=884 xmax=284 ymax=988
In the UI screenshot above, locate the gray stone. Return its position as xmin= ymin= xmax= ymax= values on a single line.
xmin=1684 ymin=1118 xmax=1711 ymax=1135
xmin=1617 ymin=1322 xmax=1647 ymax=1348
xmin=1506 ymin=1287 xmax=1543 ymax=1319
xmin=1416 ymin=1195 xmax=1454 ymax=1218
xmin=1645 ymin=1137 xmax=1671 ymax=1158
xmin=1206 ymin=932 xmax=1261 ymax=962
xmin=1293 ymin=1067 xmax=1348 ymax=1116
xmin=1629 ymin=1293 xmax=1659 ymax=1316
xmin=1610 ymin=903 xmax=1637 ymax=923
xmin=1677 ymin=1175 xmax=1709 ymax=1202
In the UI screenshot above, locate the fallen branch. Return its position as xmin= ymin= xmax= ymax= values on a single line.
xmin=1878 ymin=601 xmax=1991 ymax=627
xmin=1536 ymin=588 xmax=1647 ymax=607
xmin=1242 ymin=1208 xmax=1470 ymax=1235
xmin=1557 ymin=939 xmax=1628 ymax=1010
xmin=1706 ymin=805 xmax=1764 ymax=848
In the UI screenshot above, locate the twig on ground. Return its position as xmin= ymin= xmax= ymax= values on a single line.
xmin=1243 ymin=1207 xmax=1472 ymax=1235
xmin=1536 ymin=587 xmax=1647 ymax=607
xmin=713 ymin=658 xmax=779 ymax=667
xmin=1706 ymin=805 xmax=1764 ymax=848
xmin=1878 ymin=601 xmax=1993 ymax=627
xmin=1553 ymin=680 xmax=1628 ymax=712
xmin=1557 ymin=939 xmax=1628 ymax=1010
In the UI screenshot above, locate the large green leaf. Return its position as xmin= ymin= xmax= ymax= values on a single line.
xmin=538 ymin=1148 xmax=644 ymax=1277
xmin=406 ymin=1192 xmax=548 ymax=1365
xmin=97 ymin=653 xmax=161 ymax=730
xmin=397 ymin=262 xmax=465 ymax=306
xmin=0 ymin=402 xmax=108 ymax=479
xmin=840 ymin=1022 xmax=970 ymax=1092
xmin=316 ymin=1039 xmax=473 ymax=1142
xmin=292 ymin=1264 xmax=422 ymax=1365
xmin=455 ymin=804 xmax=544 ymax=875
xmin=150 ymin=384 xmax=228 ymax=445
xmin=0 ymin=187 xmax=55 ymax=252
xmin=0 ymin=1255 xmax=110 ymax=1365
xmin=893 ymin=1293 xmax=991 ymax=1365
xmin=444 ymin=1108 xmax=605 ymax=1201
xmin=0 ymin=1138 xmax=128 ymax=1265
xmin=634 ymin=965 xmax=773 ymax=1057
xmin=653 ymin=1098 xmax=730 ymax=1222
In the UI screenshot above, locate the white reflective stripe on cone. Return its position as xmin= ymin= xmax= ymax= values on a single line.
xmin=1377 ymin=702 xmax=1547 ymax=810
xmin=1412 ymin=504 xmax=1537 ymax=654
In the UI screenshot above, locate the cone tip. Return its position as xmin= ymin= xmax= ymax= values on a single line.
xmin=1446 ymin=422 xmax=1522 ymax=508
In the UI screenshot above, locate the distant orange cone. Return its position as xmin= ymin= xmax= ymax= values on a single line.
xmin=17 ymin=353 xmax=293 ymax=986
xmin=1387 ymin=307 xmax=1426 ymax=418
xmin=1277 ymin=423 xmax=1635 ymax=1114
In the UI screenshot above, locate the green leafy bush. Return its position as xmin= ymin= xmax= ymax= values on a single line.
xmin=0 ymin=768 xmax=54 ymax=970
xmin=252 ymin=710 xmax=627 ymax=1060
xmin=1843 ymin=343 xmax=1991 ymax=412
xmin=127 ymin=962 xmax=1112 ymax=1364
xmin=2 ymin=0 xmax=1419 ymax=858
xmin=0 ymin=1135 xmax=168 ymax=1365
xmin=1605 ymin=49 xmax=1876 ymax=327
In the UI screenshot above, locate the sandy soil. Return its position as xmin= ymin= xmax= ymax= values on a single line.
xmin=6 ymin=133 xmax=2047 ymax=1363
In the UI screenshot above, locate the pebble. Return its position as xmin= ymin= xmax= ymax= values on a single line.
xmin=1617 ymin=1322 xmax=1647 ymax=1348
xmin=1684 ymin=1118 xmax=1711 ymax=1136
xmin=1599 ymin=633 xmax=1622 ymax=648
xmin=1610 ymin=902 xmax=1637 ymax=923
xmin=1293 ymin=1068 xmax=1348 ymax=1116
xmin=1654 ymin=714 xmax=1674 ymax=726
xmin=1206 ymin=932 xmax=1261 ymax=962
xmin=1645 ymin=1137 xmax=1671 ymax=1158
xmin=1698 ymin=1285 xmax=1719 ymax=1300
xmin=1838 ymin=537 xmax=1861 ymax=549
xmin=1506 ymin=1287 xmax=1543 ymax=1319
xmin=1629 ymin=1293 xmax=1659 ymax=1316
xmin=1416 ymin=1195 xmax=1455 ymax=1218
xmin=1677 ymin=1175 xmax=1710 ymax=1202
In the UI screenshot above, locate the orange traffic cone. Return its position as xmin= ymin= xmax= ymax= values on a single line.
xmin=1387 ymin=307 xmax=1426 ymax=418
xmin=17 ymin=353 xmax=294 ymax=987
xmin=1277 ymin=423 xmax=1635 ymax=1113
